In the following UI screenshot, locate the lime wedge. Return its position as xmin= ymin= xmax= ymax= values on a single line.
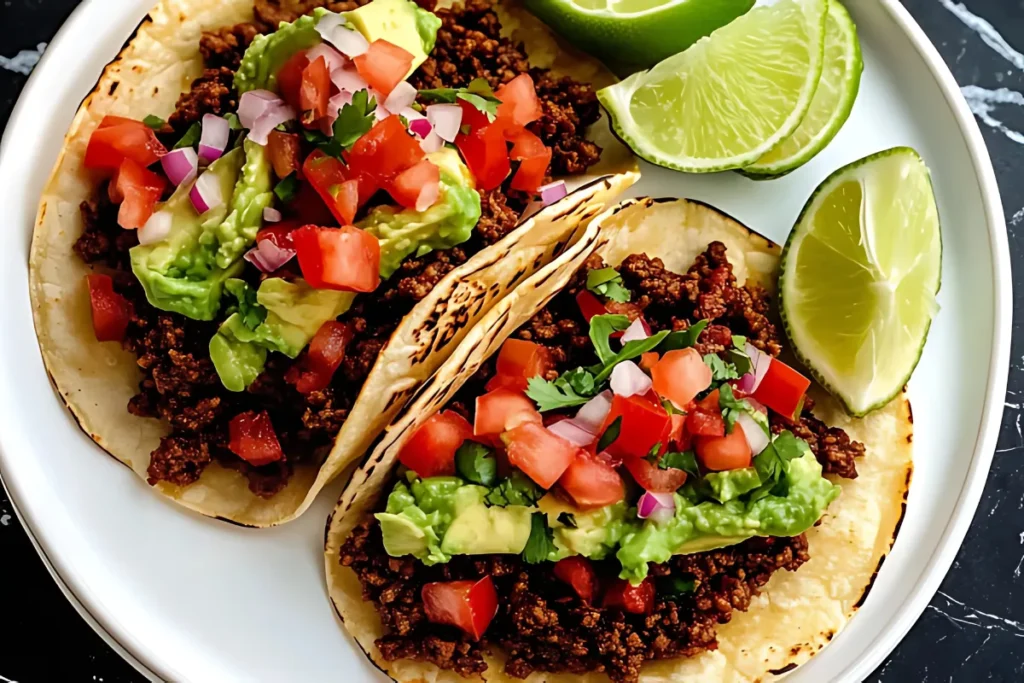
xmin=780 ymin=148 xmax=942 ymax=416
xmin=523 ymin=0 xmax=755 ymax=75
xmin=742 ymin=0 xmax=863 ymax=179
xmin=597 ymin=0 xmax=828 ymax=173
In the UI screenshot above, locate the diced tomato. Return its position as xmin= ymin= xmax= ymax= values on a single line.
xmin=303 ymin=150 xmax=379 ymax=225
xmin=85 ymin=116 xmax=167 ymax=170
xmin=669 ymin=413 xmax=690 ymax=450
xmin=287 ymin=182 xmax=337 ymax=226
xmin=85 ymin=274 xmax=131 ymax=343
xmin=268 ymin=131 xmax=302 ymax=179
xmin=622 ymin=456 xmax=687 ymax=493
xmin=553 ymin=557 xmax=598 ymax=603
xmin=508 ymin=130 xmax=551 ymax=193
xmin=421 ymin=577 xmax=498 ymax=640
xmin=484 ymin=339 xmax=552 ymax=393
xmin=640 ymin=352 xmax=659 ymax=372
xmin=284 ymin=321 xmax=353 ymax=394
xmin=600 ymin=394 xmax=673 ymax=460
xmin=228 ymin=411 xmax=285 ymax=467
xmin=455 ymin=123 xmax=510 ymax=191
xmin=695 ymin=422 xmax=752 ymax=471
xmin=474 ymin=388 xmax=540 ymax=437
xmin=651 ymin=348 xmax=712 ymax=409
xmin=292 ymin=224 xmax=381 ymax=292
xmin=110 ymin=158 xmax=166 ymax=229
xmin=299 ymin=55 xmax=331 ymax=127
xmin=256 ymin=222 xmax=301 ymax=250
xmin=495 ymin=74 xmax=543 ymax=127
xmin=686 ymin=390 xmax=725 ymax=438
xmin=277 ymin=52 xmax=311 ymax=111
xmin=502 ymin=421 xmax=576 ymax=489
xmin=458 ymin=98 xmax=493 ymax=134
xmin=388 ymin=159 xmax=440 ymax=211
xmin=353 ymin=39 xmax=414 ymax=97
xmin=398 ymin=410 xmax=473 ymax=478
xmin=602 ymin=578 xmax=655 ymax=614
xmin=558 ymin=450 xmax=625 ymax=509
xmin=752 ymin=357 xmax=811 ymax=421
xmin=575 ymin=290 xmax=607 ymax=323
xmin=348 ymin=115 xmax=424 ymax=184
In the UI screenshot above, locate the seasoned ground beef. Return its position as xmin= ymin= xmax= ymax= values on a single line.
xmin=772 ymin=396 xmax=865 ymax=479
xmin=167 ymin=67 xmax=238 ymax=134
xmin=200 ymin=23 xmax=262 ymax=70
xmin=340 ymin=518 xmax=809 ymax=683
xmin=253 ymin=0 xmax=361 ymax=28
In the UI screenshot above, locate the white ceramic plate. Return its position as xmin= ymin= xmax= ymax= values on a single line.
xmin=0 ymin=0 xmax=1011 ymax=681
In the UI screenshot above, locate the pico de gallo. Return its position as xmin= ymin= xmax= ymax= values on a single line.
xmin=339 ymin=243 xmax=867 ymax=682
xmin=72 ymin=0 xmax=608 ymax=498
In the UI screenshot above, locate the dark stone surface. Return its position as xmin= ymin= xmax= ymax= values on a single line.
xmin=0 ymin=0 xmax=1021 ymax=680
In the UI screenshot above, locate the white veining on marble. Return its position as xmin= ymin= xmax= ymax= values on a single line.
xmin=938 ymin=0 xmax=1024 ymax=70
xmin=1010 ymin=207 xmax=1024 ymax=226
xmin=929 ymin=591 xmax=1024 ymax=637
xmin=0 ymin=43 xmax=46 ymax=76
xmin=960 ymin=86 xmax=1024 ymax=145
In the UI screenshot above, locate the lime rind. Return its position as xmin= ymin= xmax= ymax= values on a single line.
xmin=597 ymin=0 xmax=828 ymax=173
xmin=741 ymin=0 xmax=863 ymax=179
xmin=779 ymin=147 xmax=942 ymax=416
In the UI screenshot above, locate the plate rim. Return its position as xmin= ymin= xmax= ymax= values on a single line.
xmin=0 ymin=0 xmax=1011 ymax=680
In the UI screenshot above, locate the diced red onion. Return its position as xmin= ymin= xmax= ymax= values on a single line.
xmin=574 ymin=390 xmax=613 ymax=432
xmin=746 ymin=396 xmax=767 ymax=414
xmin=330 ymin=68 xmax=368 ymax=94
xmin=610 ymin=361 xmax=652 ymax=398
xmin=189 ymin=171 xmax=223 ymax=214
xmin=160 ymin=147 xmax=198 ymax=187
xmin=735 ymin=372 xmax=757 ymax=394
xmin=238 ymin=91 xmax=296 ymax=146
xmin=324 ymin=25 xmax=369 ymax=58
xmin=315 ymin=12 xmax=347 ymax=39
xmin=547 ymin=419 xmax=596 ymax=447
xmin=306 ymin=43 xmax=348 ymax=72
xmin=426 ymin=103 xmax=462 ymax=143
xmin=736 ymin=413 xmax=769 ymax=455
xmin=263 ymin=207 xmax=282 ymax=223
xmin=408 ymin=117 xmax=432 ymax=139
xmin=198 ymin=114 xmax=230 ymax=163
xmin=620 ymin=317 xmax=649 ymax=344
xmin=419 ymin=131 xmax=444 ymax=153
xmin=384 ymin=81 xmax=417 ymax=115
xmin=137 ymin=211 xmax=172 ymax=245
xmin=746 ymin=342 xmax=772 ymax=393
xmin=244 ymin=238 xmax=296 ymax=273
xmin=238 ymin=90 xmax=278 ymax=126
xmin=414 ymin=181 xmax=440 ymax=212
xmin=637 ymin=491 xmax=676 ymax=522
xmin=539 ymin=181 xmax=568 ymax=206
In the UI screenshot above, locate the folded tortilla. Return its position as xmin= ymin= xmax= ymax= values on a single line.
xmin=325 ymin=197 xmax=913 ymax=681
xmin=28 ymin=0 xmax=638 ymax=526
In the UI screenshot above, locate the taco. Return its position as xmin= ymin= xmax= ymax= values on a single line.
xmin=29 ymin=0 xmax=637 ymax=525
xmin=325 ymin=197 xmax=913 ymax=682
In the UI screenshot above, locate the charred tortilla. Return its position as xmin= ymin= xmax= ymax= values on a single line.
xmin=324 ymin=198 xmax=913 ymax=681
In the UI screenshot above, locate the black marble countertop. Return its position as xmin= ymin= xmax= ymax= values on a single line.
xmin=1 ymin=0 xmax=1022 ymax=680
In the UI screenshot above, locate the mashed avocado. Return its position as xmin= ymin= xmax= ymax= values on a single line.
xmin=235 ymin=12 xmax=323 ymax=94
xmin=130 ymin=141 xmax=272 ymax=321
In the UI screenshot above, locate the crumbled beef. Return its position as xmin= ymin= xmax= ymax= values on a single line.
xmin=476 ymin=188 xmax=528 ymax=245
xmin=146 ymin=435 xmax=212 ymax=487
xmin=253 ymin=0 xmax=363 ymax=28
xmin=74 ymin=189 xmax=137 ymax=268
xmin=167 ymin=67 xmax=237 ymax=134
xmin=772 ymin=397 xmax=865 ymax=478
xmin=530 ymin=75 xmax=603 ymax=176
xmin=340 ymin=518 xmax=809 ymax=683
xmin=200 ymin=23 xmax=262 ymax=70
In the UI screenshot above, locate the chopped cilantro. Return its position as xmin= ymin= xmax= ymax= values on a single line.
xmin=732 ymin=335 xmax=747 ymax=348
xmin=597 ymin=416 xmax=623 ymax=452
xmin=704 ymin=353 xmax=740 ymax=382
xmin=586 ymin=267 xmax=630 ymax=303
xmin=587 ymin=314 xmax=670 ymax=383
xmin=522 ymin=512 xmax=556 ymax=564
xmin=656 ymin=319 xmax=710 ymax=353
xmin=455 ymin=442 xmax=497 ymax=487
xmin=332 ymin=89 xmax=377 ymax=150
xmin=172 ymin=122 xmax=201 ymax=150
xmin=225 ymin=280 xmax=267 ymax=331
xmin=273 ymin=173 xmax=301 ymax=203
xmin=526 ymin=372 xmax=594 ymax=412
xmin=749 ymin=431 xmax=805 ymax=502
xmin=658 ymin=576 xmax=697 ymax=599
xmin=718 ymin=384 xmax=753 ymax=433
xmin=557 ymin=512 xmax=578 ymax=528
xmin=143 ymin=114 xmax=166 ymax=130
xmin=659 ymin=450 xmax=700 ymax=479
xmin=419 ymin=78 xmax=502 ymax=121
xmin=486 ymin=472 xmax=542 ymax=507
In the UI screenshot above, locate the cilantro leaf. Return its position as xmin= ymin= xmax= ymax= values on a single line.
xmin=586 ymin=267 xmax=631 ymax=303
xmin=274 ymin=173 xmax=301 ymax=203
xmin=486 ymin=472 xmax=542 ymax=507
xmin=143 ymin=114 xmax=166 ymax=130
xmin=455 ymin=442 xmax=497 ymax=487
xmin=419 ymin=78 xmax=502 ymax=121
xmin=597 ymin=416 xmax=623 ymax=452
xmin=522 ymin=512 xmax=556 ymax=564
xmin=704 ymin=353 xmax=740 ymax=382
xmin=589 ymin=314 xmax=632 ymax=365
xmin=173 ymin=122 xmax=202 ymax=150
xmin=718 ymin=383 xmax=754 ymax=433
xmin=656 ymin=319 xmax=709 ymax=353
xmin=732 ymin=335 xmax=747 ymax=348
xmin=526 ymin=373 xmax=593 ymax=412
xmin=749 ymin=431 xmax=805 ymax=502
xmin=224 ymin=279 xmax=267 ymax=331
xmin=658 ymin=575 xmax=697 ymax=600
xmin=591 ymin=333 xmax=670 ymax=384
xmin=660 ymin=450 xmax=700 ymax=479
xmin=333 ymin=89 xmax=377 ymax=150
xmin=557 ymin=512 xmax=578 ymax=528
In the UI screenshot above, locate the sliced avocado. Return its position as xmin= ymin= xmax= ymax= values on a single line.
xmin=441 ymin=503 xmax=534 ymax=555
xmin=377 ymin=512 xmax=431 ymax=557
xmin=344 ymin=0 xmax=441 ymax=76
xmin=538 ymin=495 xmax=635 ymax=561
xmin=235 ymin=11 xmax=324 ymax=94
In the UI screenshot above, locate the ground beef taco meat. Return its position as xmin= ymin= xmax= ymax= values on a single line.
xmin=72 ymin=0 xmax=605 ymax=497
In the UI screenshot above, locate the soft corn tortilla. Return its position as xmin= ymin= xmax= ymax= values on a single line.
xmin=28 ymin=0 xmax=637 ymax=526
xmin=325 ymin=197 xmax=913 ymax=681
